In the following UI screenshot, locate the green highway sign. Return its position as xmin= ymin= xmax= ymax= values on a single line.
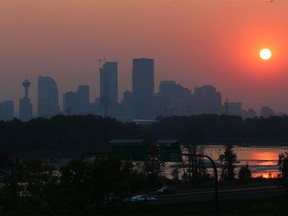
xmin=110 ymin=139 xmax=148 ymax=161
xmin=110 ymin=139 xmax=182 ymax=162
xmin=158 ymin=140 xmax=182 ymax=162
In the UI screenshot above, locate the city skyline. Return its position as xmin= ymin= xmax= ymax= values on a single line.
xmin=1 ymin=1 xmax=288 ymax=114
xmin=0 ymin=61 xmax=279 ymax=120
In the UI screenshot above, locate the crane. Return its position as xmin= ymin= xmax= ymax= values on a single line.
xmin=97 ymin=58 xmax=105 ymax=71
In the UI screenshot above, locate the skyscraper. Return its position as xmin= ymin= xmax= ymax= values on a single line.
xmin=100 ymin=62 xmax=118 ymax=116
xmin=158 ymin=81 xmax=192 ymax=116
xmin=0 ymin=101 xmax=14 ymax=121
xmin=37 ymin=76 xmax=59 ymax=118
xmin=132 ymin=58 xmax=155 ymax=119
xmin=63 ymin=91 xmax=77 ymax=115
xmin=76 ymin=85 xmax=90 ymax=114
xmin=193 ymin=85 xmax=222 ymax=114
xmin=19 ymin=79 xmax=33 ymax=121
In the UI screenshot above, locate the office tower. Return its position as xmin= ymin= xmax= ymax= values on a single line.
xmin=158 ymin=81 xmax=192 ymax=116
xmin=76 ymin=85 xmax=90 ymax=114
xmin=0 ymin=101 xmax=14 ymax=121
xmin=37 ymin=76 xmax=60 ymax=118
xmin=100 ymin=62 xmax=118 ymax=116
xmin=193 ymin=85 xmax=222 ymax=114
xmin=132 ymin=58 xmax=155 ymax=119
xmin=63 ymin=91 xmax=77 ymax=115
xmin=121 ymin=90 xmax=133 ymax=119
xmin=19 ymin=79 xmax=33 ymax=121
xmin=224 ymin=101 xmax=242 ymax=116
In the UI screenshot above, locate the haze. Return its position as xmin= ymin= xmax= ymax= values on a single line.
xmin=1 ymin=0 xmax=288 ymax=114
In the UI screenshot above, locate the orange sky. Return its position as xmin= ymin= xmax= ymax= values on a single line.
xmin=1 ymin=0 xmax=288 ymax=114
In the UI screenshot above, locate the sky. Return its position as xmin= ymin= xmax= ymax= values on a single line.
xmin=1 ymin=0 xmax=288 ymax=115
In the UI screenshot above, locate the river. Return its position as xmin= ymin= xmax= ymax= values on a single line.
xmin=167 ymin=145 xmax=288 ymax=179
xmin=204 ymin=145 xmax=288 ymax=178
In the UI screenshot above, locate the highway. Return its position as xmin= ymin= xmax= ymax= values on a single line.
xmin=152 ymin=185 xmax=287 ymax=205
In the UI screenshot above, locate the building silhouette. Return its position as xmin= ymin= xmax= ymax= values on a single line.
xmin=19 ymin=79 xmax=33 ymax=121
xmin=225 ymin=101 xmax=243 ymax=117
xmin=100 ymin=62 xmax=118 ymax=116
xmin=76 ymin=85 xmax=90 ymax=114
xmin=132 ymin=58 xmax=155 ymax=119
xmin=0 ymin=101 xmax=14 ymax=121
xmin=193 ymin=85 xmax=222 ymax=114
xmin=248 ymin=108 xmax=257 ymax=118
xmin=157 ymin=81 xmax=192 ymax=116
xmin=37 ymin=76 xmax=60 ymax=118
xmin=63 ymin=91 xmax=77 ymax=115
xmin=120 ymin=90 xmax=133 ymax=121
xmin=261 ymin=106 xmax=275 ymax=118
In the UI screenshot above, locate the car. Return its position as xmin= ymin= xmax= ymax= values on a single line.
xmin=156 ymin=186 xmax=176 ymax=195
xmin=99 ymin=193 xmax=119 ymax=207
xmin=130 ymin=194 xmax=157 ymax=202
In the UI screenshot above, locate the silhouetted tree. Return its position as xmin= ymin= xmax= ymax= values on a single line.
xmin=278 ymin=152 xmax=288 ymax=189
xmin=0 ymin=156 xmax=146 ymax=215
xmin=139 ymin=146 xmax=166 ymax=187
xmin=182 ymin=126 xmax=207 ymax=184
xmin=219 ymin=144 xmax=237 ymax=181
xmin=171 ymin=166 xmax=180 ymax=182
xmin=238 ymin=163 xmax=252 ymax=180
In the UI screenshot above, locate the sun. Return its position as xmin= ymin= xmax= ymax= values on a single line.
xmin=259 ymin=48 xmax=272 ymax=60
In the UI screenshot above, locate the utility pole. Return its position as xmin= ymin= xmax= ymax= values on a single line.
xmin=225 ymin=98 xmax=228 ymax=115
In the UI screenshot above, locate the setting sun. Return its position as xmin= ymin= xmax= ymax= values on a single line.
xmin=260 ymin=48 xmax=272 ymax=60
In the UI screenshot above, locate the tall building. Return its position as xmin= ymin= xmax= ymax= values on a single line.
xmin=19 ymin=79 xmax=33 ymax=121
xmin=132 ymin=58 xmax=155 ymax=119
xmin=158 ymin=81 xmax=192 ymax=116
xmin=76 ymin=85 xmax=90 ymax=114
xmin=37 ymin=76 xmax=59 ymax=118
xmin=0 ymin=101 xmax=14 ymax=121
xmin=193 ymin=85 xmax=222 ymax=114
xmin=63 ymin=91 xmax=77 ymax=115
xmin=100 ymin=62 xmax=118 ymax=116
xmin=225 ymin=101 xmax=243 ymax=116
xmin=121 ymin=90 xmax=133 ymax=120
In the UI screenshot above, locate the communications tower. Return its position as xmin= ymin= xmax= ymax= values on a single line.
xmin=22 ymin=79 xmax=31 ymax=98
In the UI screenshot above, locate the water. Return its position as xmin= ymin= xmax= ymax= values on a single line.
xmin=204 ymin=145 xmax=288 ymax=178
xmin=166 ymin=145 xmax=288 ymax=179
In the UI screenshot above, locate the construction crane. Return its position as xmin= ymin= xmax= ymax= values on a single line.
xmin=97 ymin=58 xmax=105 ymax=71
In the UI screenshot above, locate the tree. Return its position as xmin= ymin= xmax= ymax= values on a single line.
xmin=0 ymin=156 xmax=146 ymax=215
xmin=57 ymin=156 xmax=145 ymax=214
xmin=0 ymin=159 xmax=57 ymax=215
xmin=219 ymin=144 xmax=237 ymax=181
xmin=238 ymin=163 xmax=252 ymax=180
xmin=182 ymin=127 xmax=207 ymax=184
xmin=0 ymin=154 xmax=14 ymax=182
xmin=278 ymin=152 xmax=288 ymax=188
xmin=139 ymin=146 xmax=166 ymax=187
xmin=171 ymin=166 xmax=180 ymax=182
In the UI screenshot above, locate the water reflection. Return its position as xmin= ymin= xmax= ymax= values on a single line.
xmin=203 ymin=145 xmax=288 ymax=178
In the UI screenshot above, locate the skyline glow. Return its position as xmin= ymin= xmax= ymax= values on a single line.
xmin=1 ymin=0 xmax=288 ymax=114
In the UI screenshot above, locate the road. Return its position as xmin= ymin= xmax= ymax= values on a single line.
xmin=152 ymin=185 xmax=287 ymax=204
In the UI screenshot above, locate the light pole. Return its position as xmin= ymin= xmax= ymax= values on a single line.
xmin=182 ymin=154 xmax=219 ymax=215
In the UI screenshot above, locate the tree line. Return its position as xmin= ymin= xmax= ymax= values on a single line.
xmin=152 ymin=114 xmax=288 ymax=143
xmin=0 ymin=115 xmax=141 ymax=154
xmin=1 ymin=114 xmax=288 ymax=155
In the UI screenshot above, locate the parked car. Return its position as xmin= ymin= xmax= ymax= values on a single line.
xmin=156 ymin=186 xmax=176 ymax=195
xmin=130 ymin=194 xmax=156 ymax=202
